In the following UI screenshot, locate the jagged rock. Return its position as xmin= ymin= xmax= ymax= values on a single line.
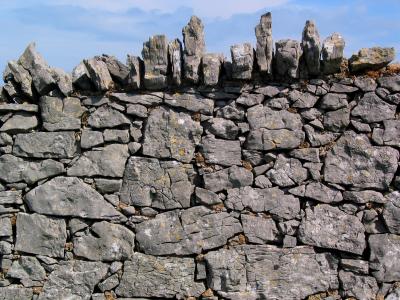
xmin=80 ymin=129 xmax=103 ymax=149
xmin=38 ymin=260 xmax=108 ymax=300
xmin=72 ymin=61 xmax=93 ymax=91
xmin=40 ymin=96 xmax=85 ymax=131
xmin=320 ymin=93 xmax=348 ymax=110
xmin=168 ymin=39 xmax=183 ymax=86
xmin=13 ymin=131 xmax=78 ymax=158
xmin=203 ymin=166 xmax=253 ymax=192
xmin=73 ymin=221 xmax=135 ymax=261
xmin=343 ymin=190 xmax=385 ymax=204
xmin=289 ymin=148 xmax=320 ymax=163
xmin=0 ymin=103 xmax=38 ymax=113
xmin=94 ymin=178 xmax=122 ymax=194
xmin=324 ymin=131 xmax=398 ymax=190
xmin=321 ymin=33 xmax=345 ymax=74
xmin=369 ymin=234 xmax=400 ymax=282
xmin=126 ymin=104 xmax=147 ymax=118
xmin=275 ymin=39 xmax=302 ymax=78
xmin=135 ymin=206 xmax=242 ymax=255
xmin=354 ymin=76 xmax=377 ymax=92
xmin=215 ymin=101 xmax=245 ymax=120
xmin=98 ymin=273 xmax=119 ymax=292
xmin=88 ymin=105 xmax=130 ymax=128
xmin=349 ymin=47 xmax=396 ymax=73
xmin=0 ymin=287 xmax=33 ymax=300
xmin=7 ymin=256 xmax=46 ymax=286
xmin=17 ymin=43 xmax=56 ymax=95
xmin=231 ymin=43 xmax=254 ymax=80
xmin=301 ymin=20 xmax=321 ymax=76
xmin=84 ymin=58 xmax=113 ymax=91
xmin=383 ymin=191 xmax=400 ymax=234
xmin=303 ymin=124 xmax=340 ymax=146
xmin=255 ymin=12 xmax=273 ymax=75
xmin=110 ymin=92 xmax=163 ymax=106
xmin=120 ymin=156 xmax=194 ymax=209
xmin=378 ymin=74 xmax=400 ymax=92
xmin=323 ymin=107 xmax=350 ymax=132
xmin=376 ymin=119 xmax=400 ymax=146
xmin=298 ymin=204 xmax=365 ymax=255
xmin=164 ymin=93 xmax=214 ymax=115
xmin=226 ymin=186 xmax=300 ymax=220
xmin=386 ymin=288 xmax=400 ymax=300
xmin=340 ymin=259 xmax=369 ymax=274
xmin=182 ymin=16 xmax=205 ymax=84
xmin=0 ymin=112 xmax=38 ymax=133
xmin=195 ymin=187 xmax=221 ymax=205
xmin=205 ymin=245 xmax=338 ymax=299
xmin=236 ymin=92 xmax=264 ymax=107
xmin=126 ymin=54 xmax=143 ymax=89
xmin=67 ymin=144 xmax=129 ymax=177
xmin=98 ymin=54 xmax=129 ymax=85
xmin=3 ymin=61 xmax=34 ymax=99
xmin=116 ymin=253 xmax=205 ymax=298
xmin=51 ymin=67 xmax=73 ymax=96
xmin=15 ymin=213 xmax=67 ymax=258
xmin=288 ymin=90 xmax=318 ymax=108
xmin=142 ymin=106 xmax=202 ymax=163
xmin=103 ymin=129 xmax=129 ymax=143
xmin=142 ymin=35 xmax=168 ymax=90
xmin=0 ymin=154 xmax=64 ymax=184
xmin=202 ymin=53 xmax=223 ymax=86
xmin=0 ymin=190 xmax=23 ymax=204
xmin=25 ymin=176 xmax=124 ymax=220
xmin=351 ymin=92 xmax=396 ymax=123
xmin=305 ymin=182 xmax=343 ymax=203
xmin=0 ymin=217 xmax=12 ymax=237
xmin=247 ymin=104 xmax=302 ymax=130
xmin=339 ymin=271 xmax=378 ymax=300
xmin=242 ymin=214 xmax=279 ymax=244
xmin=207 ymin=117 xmax=239 ymax=140
xmin=201 ymin=135 xmax=241 ymax=167
xmin=266 ymin=154 xmax=307 ymax=187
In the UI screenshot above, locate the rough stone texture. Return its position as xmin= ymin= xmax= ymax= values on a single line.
xmin=84 ymin=58 xmax=113 ymax=91
xmin=242 ymin=214 xmax=279 ymax=244
xmin=231 ymin=43 xmax=254 ymax=80
xmin=203 ymin=166 xmax=253 ymax=192
xmin=116 ymin=253 xmax=205 ymax=298
xmin=142 ymin=35 xmax=168 ymax=90
xmin=275 ymin=39 xmax=302 ymax=78
xmin=7 ymin=256 xmax=46 ymax=286
xmin=349 ymin=47 xmax=396 ymax=73
xmin=339 ymin=270 xmax=378 ymax=300
xmin=255 ymin=12 xmax=273 ymax=75
xmin=201 ymin=135 xmax=242 ymax=167
xmin=0 ymin=112 xmax=38 ymax=133
xmin=298 ymin=204 xmax=366 ymax=255
xmin=301 ymin=20 xmax=321 ymax=76
xmin=126 ymin=54 xmax=143 ymax=89
xmin=202 ymin=53 xmax=223 ymax=86
xmin=168 ymin=39 xmax=183 ymax=86
xmin=164 ymin=92 xmax=214 ymax=115
xmin=0 ymin=287 xmax=33 ymax=300
xmin=383 ymin=191 xmax=400 ymax=234
xmin=205 ymin=245 xmax=338 ymax=300
xmin=87 ymin=105 xmax=130 ymax=128
xmin=322 ymin=33 xmax=345 ymax=74
xmin=351 ymin=92 xmax=396 ymax=123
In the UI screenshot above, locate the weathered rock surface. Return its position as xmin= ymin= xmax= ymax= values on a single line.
xmin=201 ymin=135 xmax=242 ymax=166
xmin=110 ymin=92 xmax=163 ymax=106
xmin=321 ymin=33 xmax=345 ymax=74
xmin=383 ymin=191 xmax=400 ymax=234
xmin=203 ymin=166 xmax=253 ymax=192
xmin=0 ymin=287 xmax=33 ymax=300
xmin=164 ymin=93 xmax=214 ymax=115
xmin=298 ymin=204 xmax=366 ymax=254
xmin=0 ymin=112 xmax=37 ymax=133
xmin=202 ymin=53 xmax=223 ymax=86
xmin=255 ymin=12 xmax=273 ymax=75
xmin=7 ymin=256 xmax=46 ymax=286
xmin=305 ymin=182 xmax=343 ymax=203
xmin=339 ymin=270 xmax=378 ymax=300
xmin=3 ymin=60 xmax=34 ymax=99
xmin=168 ymin=39 xmax=183 ymax=86
xmin=116 ymin=253 xmax=205 ymax=298
xmin=242 ymin=214 xmax=279 ymax=244
xmin=87 ymin=105 xmax=130 ymax=128
xmin=142 ymin=35 xmax=168 ymax=90
xmin=351 ymin=92 xmax=396 ymax=123
xmin=275 ymin=39 xmax=302 ymax=78
xmin=231 ymin=43 xmax=254 ymax=80
xmin=349 ymin=47 xmax=396 ymax=73
xmin=301 ymin=20 xmax=321 ymax=76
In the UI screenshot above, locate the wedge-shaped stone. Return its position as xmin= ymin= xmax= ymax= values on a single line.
xmin=7 ymin=256 xmax=46 ymax=285
xmin=0 ymin=103 xmax=38 ymax=113
xmin=13 ymin=131 xmax=77 ymax=158
xmin=110 ymin=92 xmax=163 ymax=106
xmin=226 ymin=186 xmax=300 ymax=220
xmin=231 ymin=43 xmax=254 ymax=79
xmin=25 ymin=176 xmax=124 ymax=220
xmin=168 ymin=39 xmax=183 ymax=86
xmin=201 ymin=135 xmax=242 ymax=166
xmin=275 ymin=39 xmax=302 ymax=78
xmin=202 ymin=53 xmax=223 ymax=86
xmin=15 ymin=213 xmax=67 ymax=258
xmin=255 ymin=12 xmax=273 ymax=75
xmin=164 ymin=93 xmax=214 ymax=115
xmin=3 ymin=60 xmax=34 ymax=99
xmin=339 ymin=270 xmax=378 ymax=300
xmin=67 ymin=144 xmax=129 ymax=177
xmin=88 ymin=105 xmax=130 ymax=129
xmin=301 ymin=20 xmax=321 ymax=76
xmin=0 ymin=113 xmax=38 ymax=133
xmin=349 ymin=47 xmax=395 ymax=73
xmin=298 ymin=204 xmax=365 ymax=255
xmin=305 ymin=182 xmax=343 ymax=203
xmin=73 ymin=221 xmax=135 ymax=261
xmin=242 ymin=214 xmax=279 ymax=244
xmin=0 ymin=190 xmax=23 ymax=204
xmin=135 ymin=206 xmax=242 ymax=255
xmin=203 ymin=166 xmax=253 ymax=192
xmin=351 ymin=92 xmax=396 ymax=123
xmin=84 ymin=58 xmax=113 ymax=91
xmin=116 ymin=253 xmax=205 ymax=298
xmin=142 ymin=106 xmax=202 ymax=163
xmin=120 ymin=156 xmax=194 ymax=209
xmin=142 ymin=35 xmax=168 ymax=90
xmin=246 ymin=128 xmax=305 ymax=150
xmin=324 ymin=131 xmax=398 ymax=190
xmin=204 ymin=245 xmax=338 ymax=300
xmin=0 ymin=154 xmax=64 ymax=184
xmin=38 ymin=260 xmax=108 ymax=300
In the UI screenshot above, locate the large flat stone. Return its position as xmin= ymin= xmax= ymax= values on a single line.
xmin=201 ymin=135 xmax=242 ymax=167
xmin=87 ymin=105 xmax=130 ymax=128
xmin=164 ymin=93 xmax=214 ymax=115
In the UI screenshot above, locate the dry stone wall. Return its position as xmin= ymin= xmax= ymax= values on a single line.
xmin=0 ymin=12 xmax=400 ymax=300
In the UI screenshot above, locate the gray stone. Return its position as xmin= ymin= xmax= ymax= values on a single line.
xmin=207 ymin=118 xmax=238 ymax=140
xmin=120 ymin=156 xmax=194 ymax=209
xmin=183 ymin=16 xmax=205 ymax=84
xmin=0 ymin=112 xmax=37 ymax=133
xmin=330 ymin=82 xmax=358 ymax=93
xmin=204 ymin=245 xmax=338 ymax=300
xmin=0 ymin=104 xmax=38 ymax=113
xmin=126 ymin=104 xmax=147 ymax=118
xmin=242 ymin=214 xmax=279 ymax=244
xmin=68 ymin=144 xmax=129 ymax=177
xmin=110 ymin=92 xmax=163 ymax=106
xmin=386 ymin=287 xmax=400 ymax=300
xmin=226 ymin=186 xmax=300 ymax=220
xmin=73 ymin=221 xmax=135 ymax=261
xmin=126 ymin=55 xmax=143 ymax=89
xmin=15 ymin=213 xmax=66 ymax=258
xmin=230 ymin=43 xmax=254 ymax=80
xmin=202 ymin=53 xmax=223 ymax=86
xmin=323 ymin=107 xmax=350 ymax=132
xmin=283 ymin=235 xmax=297 ymax=248
xmin=72 ymin=61 xmax=92 ymax=91
xmin=349 ymin=47 xmax=396 ymax=73
xmin=142 ymin=35 xmax=168 ymax=90
xmin=3 ymin=60 xmax=34 ymax=99
xmin=352 ymin=92 xmax=396 ymax=123
xmin=254 ymin=175 xmax=272 ymax=188
xmin=80 ymin=129 xmax=103 ymax=149
xmin=40 ymin=96 xmax=84 ymax=131
xmin=322 ymin=33 xmax=345 ymax=74
xmin=255 ymin=12 xmax=273 ymax=75
xmin=305 ymin=182 xmax=342 ymax=203
xmin=98 ymin=55 xmax=129 ymax=85
xmin=0 ymin=217 xmax=12 ymax=237
xmin=343 ymin=190 xmax=386 ymax=204
xmin=142 ymin=106 xmax=202 ymax=163
xmin=168 ymin=39 xmax=183 ymax=86
xmin=84 ymin=58 xmax=113 ymax=91
xmin=351 ymin=120 xmax=371 ymax=132
xmin=275 ymin=39 xmax=302 ymax=78
xmin=98 ymin=273 xmax=119 ymax=292
xmin=378 ymin=119 xmax=400 ymax=146
xmin=215 ymin=101 xmax=245 ymax=121
xmin=298 ymin=204 xmax=365 ymax=255
xmin=0 ymin=154 xmax=64 ymax=184
xmin=383 ymin=191 xmax=400 ymax=234
xmin=369 ymin=234 xmax=400 ymax=282
xmin=340 ymin=259 xmax=369 ymax=275
xmin=38 ymin=260 xmax=108 ymax=300
xmin=246 ymin=128 xmax=305 ymax=150
xmin=304 ymin=124 xmax=340 ymax=146
xmin=203 ymin=166 xmax=253 ymax=192
xmin=324 ymin=131 xmax=399 ymax=190
xmin=116 ymin=253 xmax=205 ymax=298
xmin=195 ymin=187 xmax=222 ymax=205
xmin=247 ymin=104 xmax=302 ymax=130
xmin=377 ymin=74 xmax=400 ymax=92
xmin=13 ymin=131 xmax=77 ymax=158
xmin=94 ymin=178 xmax=122 ymax=194
xmin=0 ymin=190 xmax=23 ymax=204
xmin=288 ymin=90 xmax=318 ymax=108
xmin=339 ymin=271 xmax=378 ymax=300
xmin=289 ymin=148 xmax=320 ymax=163
xmin=17 ymin=43 xmax=56 ymax=95
xmin=88 ymin=105 xmax=130 ymax=129
xmin=0 ymin=287 xmax=33 ymax=300
xmin=103 ymin=129 xmax=130 ymax=143
xmin=319 ymin=93 xmax=348 ymax=110
xmin=164 ymin=92 xmax=214 ymax=115
xmin=236 ymin=92 xmax=264 ymax=107
xmin=301 ymin=20 xmax=321 ymax=76
xmin=201 ymin=135 xmax=241 ymax=167
xmin=7 ymin=256 xmax=46 ymax=285
xmin=51 ymin=67 xmax=73 ymax=96
xmin=25 ymin=176 xmax=124 ymax=220
xmin=135 ymin=206 xmax=242 ymax=255
xmin=354 ymin=76 xmax=377 ymax=92
xmin=266 ymin=154 xmax=307 ymax=187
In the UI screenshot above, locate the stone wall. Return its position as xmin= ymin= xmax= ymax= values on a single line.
xmin=0 ymin=12 xmax=400 ymax=300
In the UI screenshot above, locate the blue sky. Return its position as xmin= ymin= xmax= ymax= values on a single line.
xmin=0 ymin=0 xmax=399 ymax=73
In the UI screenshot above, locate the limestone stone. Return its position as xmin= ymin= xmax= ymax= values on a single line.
xmin=0 ymin=112 xmax=37 ymax=133
xmin=103 ymin=129 xmax=130 ymax=143
xmin=231 ymin=43 xmax=254 ymax=80
xmin=201 ymin=135 xmax=242 ymax=166
xmin=7 ymin=256 xmax=46 ymax=285
xmin=319 ymin=93 xmax=348 ymax=110
xmin=126 ymin=55 xmax=143 ymax=89
xmin=323 ymin=107 xmax=350 ymax=132
xmin=0 ymin=103 xmax=38 ymax=113
xmin=339 ymin=271 xmax=378 ymax=300
xmin=98 ymin=54 xmax=129 ymax=85
xmin=110 ymin=92 xmax=163 ymax=106
xmin=3 ymin=60 xmax=33 ymax=99
xmin=84 ymin=58 xmax=113 ymax=91
xmin=289 ymin=148 xmax=320 ymax=163
xmin=0 ymin=190 xmax=23 ymax=204
xmin=0 ymin=287 xmax=33 ymax=300
xmin=305 ymin=182 xmax=343 ymax=203
xmin=195 ymin=187 xmax=221 ymax=205
xmin=301 ymin=20 xmax=321 ymax=76
xmin=88 ymin=105 xmax=130 ymax=129
xmin=236 ymin=92 xmax=264 ymax=107
xmin=377 ymin=74 xmax=400 ymax=92
xmin=207 ymin=118 xmax=239 ymax=140
xmin=0 ymin=217 xmax=12 ymax=237
xmin=349 ymin=47 xmax=396 ymax=73
xmin=168 ymin=39 xmax=183 ymax=86
xmin=202 ymin=53 xmax=223 ymax=86
xmin=164 ymin=92 xmax=214 ymax=115
xmin=343 ymin=190 xmax=385 ymax=204
xmin=242 ymin=214 xmax=279 ymax=244
xmin=203 ymin=166 xmax=253 ymax=192
xmin=142 ymin=35 xmax=168 ymax=90
xmin=275 ymin=39 xmax=302 ymax=78
xmin=288 ymin=90 xmax=318 ymax=108
xmin=351 ymin=92 xmax=396 ymax=123
xmin=383 ymin=191 xmax=400 ymax=234
xmin=321 ymin=33 xmax=345 ymax=74
xmin=51 ymin=67 xmax=73 ymax=96
xmin=72 ymin=61 xmax=92 ymax=91
xmin=266 ymin=154 xmax=307 ymax=187
xmin=304 ymin=124 xmax=340 ymax=146
xmin=255 ymin=12 xmax=273 ymax=75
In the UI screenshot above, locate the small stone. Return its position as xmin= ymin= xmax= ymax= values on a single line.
xmin=0 ymin=287 xmax=33 ymax=300
xmin=305 ymin=182 xmax=342 ymax=203
xmin=72 ymin=61 xmax=92 ymax=91
xmin=266 ymin=155 xmax=307 ymax=187
xmin=126 ymin=104 xmax=147 ymax=118
xmin=255 ymin=12 xmax=273 ymax=75
xmin=349 ymin=47 xmax=395 ymax=73
xmin=195 ymin=187 xmax=222 ymax=205
xmin=0 ymin=112 xmax=38 ymax=133
xmin=354 ymin=76 xmax=377 ymax=92
xmin=88 ymin=105 xmax=130 ymax=129
xmin=51 ymin=67 xmax=73 ymax=96
xmin=275 ymin=39 xmax=302 ymax=78
xmin=383 ymin=191 xmax=400 ymax=234
xmin=377 ymin=74 xmax=400 ymax=92
xmin=94 ymin=178 xmax=122 ymax=194
xmin=103 ymin=129 xmax=130 ymax=143
xmin=142 ymin=35 xmax=168 ymax=90
xmin=0 ymin=190 xmax=23 ymax=204
xmin=288 ymin=90 xmax=318 ymax=108
xmin=0 ymin=217 xmax=12 ymax=237
xmin=242 ymin=214 xmax=279 ymax=244
xmin=343 ymin=190 xmax=385 ymax=204
xmin=207 ymin=118 xmax=239 ymax=140
xmin=98 ymin=273 xmax=119 ymax=292
xmin=7 ymin=256 xmax=46 ymax=285
xmin=110 ymin=92 xmax=163 ymax=106
xmin=3 ymin=60 xmax=34 ymax=99
xmin=164 ymin=92 xmax=214 ymax=115
xmin=230 ymin=43 xmax=254 ymax=80
xmin=319 ymin=93 xmax=348 ymax=110
xmin=0 ymin=104 xmax=38 ymax=113
xmin=330 ymin=82 xmax=358 ymax=93
xmin=283 ymin=235 xmax=297 ymax=248
xmin=339 ymin=270 xmax=378 ymax=300
xmin=303 ymin=124 xmax=340 ymax=147
xmin=340 ymin=259 xmax=369 ymax=275
xmin=80 ymin=130 xmax=104 ymax=149
xmin=236 ymin=92 xmax=264 ymax=107
xmin=126 ymin=55 xmax=143 ymax=89
xmin=321 ymin=33 xmax=345 ymax=74
xmin=84 ymin=58 xmax=113 ymax=91
xmin=203 ymin=166 xmax=253 ymax=192
xmin=289 ymin=148 xmax=320 ymax=163
xmin=323 ymin=107 xmax=350 ymax=132
xmin=98 ymin=54 xmax=129 ymax=86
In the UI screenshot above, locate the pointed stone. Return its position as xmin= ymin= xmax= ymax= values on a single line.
xmin=168 ymin=39 xmax=183 ymax=86
xmin=126 ymin=55 xmax=143 ymax=90
xmin=182 ymin=16 xmax=205 ymax=84
xmin=72 ymin=61 xmax=93 ymax=91
xmin=301 ymin=20 xmax=321 ymax=76
xmin=231 ymin=43 xmax=254 ymax=80
xmin=275 ymin=39 xmax=302 ymax=78
xmin=349 ymin=47 xmax=396 ymax=73
xmin=322 ymin=33 xmax=345 ymax=74
xmin=51 ymin=68 xmax=73 ymax=96
xmin=84 ymin=58 xmax=113 ymax=91
xmin=3 ymin=61 xmax=34 ymax=99
xmin=202 ymin=53 xmax=223 ymax=86
xmin=255 ymin=12 xmax=273 ymax=75
xmin=142 ymin=35 xmax=168 ymax=90
xmin=98 ymin=54 xmax=130 ymax=85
